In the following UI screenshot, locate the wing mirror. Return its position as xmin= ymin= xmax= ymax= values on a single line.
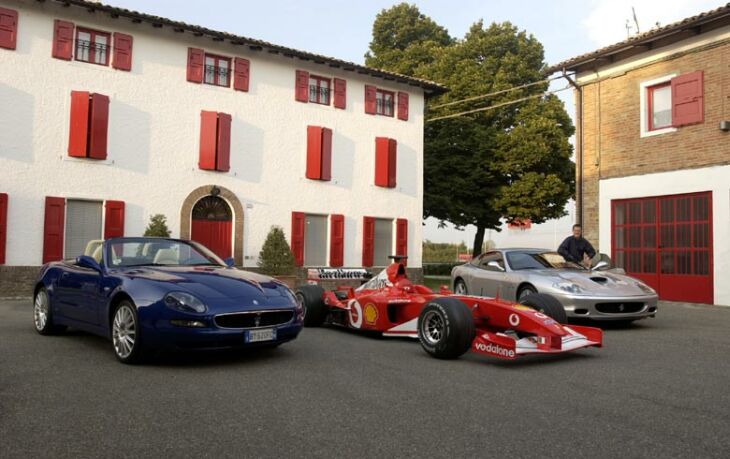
xmin=592 ymin=260 xmax=609 ymax=271
xmin=487 ymin=261 xmax=505 ymax=272
xmin=76 ymin=255 xmax=102 ymax=272
xmin=223 ymin=257 xmax=236 ymax=268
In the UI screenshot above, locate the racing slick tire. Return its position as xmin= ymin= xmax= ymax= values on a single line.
xmin=295 ymin=285 xmax=327 ymax=327
xmin=519 ymin=293 xmax=568 ymax=324
xmin=417 ymin=298 xmax=475 ymax=359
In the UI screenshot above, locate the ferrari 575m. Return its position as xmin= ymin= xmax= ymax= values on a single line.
xmin=33 ymin=237 xmax=303 ymax=363
xmin=297 ymin=258 xmax=602 ymax=360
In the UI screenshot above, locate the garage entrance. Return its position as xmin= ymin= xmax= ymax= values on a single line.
xmin=191 ymin=195 xmax=232 ymax=260
xmin=611 ymin=191 xmax=713 ymax=304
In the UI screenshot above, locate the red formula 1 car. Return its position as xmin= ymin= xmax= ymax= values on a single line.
xmin=296 ymin=259 xmax=602 ymax=360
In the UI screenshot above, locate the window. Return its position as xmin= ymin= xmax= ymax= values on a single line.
xmin=309 ymin=75 xmax=331 ymax=105
xmin=376 ymin=89 xmax=394 ymax=117
xmin=372 ymin=218 xmax=393 ymax=267
xmin=64 ymin=200 xmax=103 ymax=259
xmin=291 ymin=212 xmax=344 ymax=267
xmin=647 ymin=82 xmax=671 ymax=131
xmin=199 ymin=111 xmax=232 ymax=172
xmin=374 ymin=137 xmax=397 ymax=188
xmin=306 ymin=126 xmax=333 ymax=181
xmin=204 ymin=54 xmax=231 ymax=87
xmin=303 ymin=214 xmax=328 ymax=266
xmin=75 ymin=28 xmax=110 ymax=66
xmin=68 ymin=91 xmax=110 ymax=160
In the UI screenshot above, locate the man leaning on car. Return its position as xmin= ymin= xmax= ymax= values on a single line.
xmin=558 ymin=224 xmax=596 ymax=268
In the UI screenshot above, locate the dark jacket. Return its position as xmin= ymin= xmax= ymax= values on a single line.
xmin=558 ymin=236 xmax=596 ymax=263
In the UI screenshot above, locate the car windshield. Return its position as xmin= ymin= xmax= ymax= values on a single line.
xmin=106 ymin=238 xmax=225 ymax=268
xmin=506 ymin=251 xmax=585 ymax=271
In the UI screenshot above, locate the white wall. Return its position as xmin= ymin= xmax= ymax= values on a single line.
xmin=599 ymin=165 xmax=730 ymax=306
xmin=0 ymin=1 xmax=425 ymax=267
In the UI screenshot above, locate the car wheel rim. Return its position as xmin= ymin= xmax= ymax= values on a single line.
xmin=34 ymin=291 xmax=48 ymax=331
xmin=455 ymin=282 xmax=466 ymax=294
xmin=295 ymin=293 xmax=306 ymax=320
xmin=113 ymin=305 xmax=136 ymax=359
xmin=421 ymin=310 xmax=444 ymax=345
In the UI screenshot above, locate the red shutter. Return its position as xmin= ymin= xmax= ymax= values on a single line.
xmin=68 ymin=91 xmax=90 ymax=158
xmin=112 ymin=32 xmax=133 ymax=71
xmin=387 ymin=138 xmax=397 ymax=188
xmin=364 ymin=85 xmax=377 ymax=114
xmin=43 ymin=197 xmax=65 ymax=263
xmin=329 ymin=214 xmax=344 ymax=267
xmin=187 ymin=47 xmax=204 ymax=83
xmin=0 ymin=7 xmax=18 ymax=50
xmin=395 ymin=218 xmax=407 ymax=264
xmin=306 ymin=126 xmax=323 ymax=180
xmin=397 ymin=92 xmax=409 ymax=121
xmin=321 ymin=128 xmax=332 ymax=181
xmin=0 ymin=193 xmax=7 ymax=265
xmin=104 ymin=200 xmax=125 ymax=239
xmin=199 ymin=110 xmax=218 ymax=170
xmin=295 ymin=70 xmax=309 ymax=102
xmin=362 ymin=216 xmax=375 ymax=267
xmin=88 ymin=93 xmax=109 ymax=160
xmin=671 ymin=71 xmax=704 ymax=127
xmin=52 ymin=20 xmax=74 ymax=60
xmin=333 ymin=78 xmax=346 ymax=109
xmin=291 ymin=212 xmax=305 ymax=267
xmin=233 ymin=57 xmax=250 ymax=92
xmin=216 ymin=113 xmax=231 ymax=172
xmin=374 ymin=137 xmax=390 ymax=187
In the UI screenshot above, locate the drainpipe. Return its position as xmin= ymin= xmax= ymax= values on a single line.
xmin=562 ymin=69 xmax=582 ymax=227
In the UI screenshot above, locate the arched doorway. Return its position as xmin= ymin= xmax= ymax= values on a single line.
xmin=191 ymin=195 xmax=233 ymax=260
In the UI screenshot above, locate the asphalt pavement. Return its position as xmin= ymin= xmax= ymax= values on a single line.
xmin=1 ymin=299 xmax=729 ymax=458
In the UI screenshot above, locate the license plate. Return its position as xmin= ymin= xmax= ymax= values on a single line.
xmin=245 ymin=328 xmax=276 ymax=343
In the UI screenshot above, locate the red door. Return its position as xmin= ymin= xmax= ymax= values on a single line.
xmin=612 ymin=192 xmax=713 ymax=304
xmin=190 ymin=196 xmax=232 ymax=260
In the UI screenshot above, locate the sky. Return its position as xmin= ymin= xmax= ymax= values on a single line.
xmin=110 ymin=0 xmax=723 ymax=245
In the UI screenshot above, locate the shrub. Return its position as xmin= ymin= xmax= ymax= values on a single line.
xmin=258 ymin=226 xmax=296 ymax=275
xmin=144 ymin=214 xmax=171 ymax=237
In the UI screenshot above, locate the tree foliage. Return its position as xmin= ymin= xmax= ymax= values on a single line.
xmin=258 ymin=226 xmax=296 ymax=275
xmin=143 ymin=214 xmax=171 ymax=237
xmin=365 ymin=5 xmax=575 ymax=256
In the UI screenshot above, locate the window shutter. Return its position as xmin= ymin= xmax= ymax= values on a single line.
xmin=295 ymin=70 xmax=309 ymax=102
xmin=362 ymin=216 xmax=375 ymax=267
xmin=52 ymin=19 xmax=74 ymax=60
xmin=104 ymin=200 xmax=125 ymax=239
xmin=68 ymin=91 xmax=90 ymax=158
xmin=0 ymin=7 xmax=18 ymax=50
xmin=333 ymin=78 xmax=346 ymax=109
xmin=306 ymin=126 xmax=323 ymax=180
xmin=216 ymin=113 xmax=231 ymax=172
xmin=321 ymin=128 xmax=332 ymax=181
xmin=88 ymin=93 xmax=109 ymax=160
xmin=0 ymin=193 xmax=7 ymax=265
xmin=329 ymin=214 xmax=344 ymax=267
xmin=374 ymin=137 xmax=392 ymax=188
xmin=199 ymin=110 xmax=218 ymax=170
xmin=187 ymin=47 xmax=204 ymax=83
xmin=233 ymin=57 xmax=250 ymax=92
xmin=112 ymin=32 xmax=133 ymax=71
xmin=395 ymin=218 xmax=407 ymax=264
xmin=291 ymin=212 xmax=305 ymax=267
xmin=397 ymin=92 xmax=409 ymax=121
xmin=364 ymin=85 xmax=376 ymax=114
xmin=43 ymin=197 xmax=65 ymax=263
xmin=671 ymin=71 xmax=704 ymax=127
xmin=387 ymin=138 xmax=397 ymax=188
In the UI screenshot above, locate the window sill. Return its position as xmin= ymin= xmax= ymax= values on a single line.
xmin=640 ymin=126 xmax=677 ymax=138
xmin=62 ymin=155 xmax=114 ymax=166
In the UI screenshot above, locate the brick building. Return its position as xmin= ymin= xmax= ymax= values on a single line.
xmin=547 ymin=4 xmax=729 ymax=305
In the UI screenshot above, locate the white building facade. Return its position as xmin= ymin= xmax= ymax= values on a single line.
xmin=0 ymin=0 xmax=444 ymax=290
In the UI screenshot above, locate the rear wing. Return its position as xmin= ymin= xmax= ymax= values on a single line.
xmin=306 ymin=268 xmax=371 ymax=284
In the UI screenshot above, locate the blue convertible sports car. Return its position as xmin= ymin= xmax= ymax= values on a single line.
xmin=33 ymin=237 xmax=304 ymax=363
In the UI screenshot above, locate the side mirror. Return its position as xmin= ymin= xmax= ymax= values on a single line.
xmin=76 ymin=255 xmax=102 ymax=272
xmin=487 ymin=261 xmax=505 ymax=272
xmin=223 ymin=257 xmax=236 ymax=268
xmin=592 ymin=260 xmax=609 ymax=271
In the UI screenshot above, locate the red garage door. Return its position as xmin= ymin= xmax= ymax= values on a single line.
xmin=612 ymin=192 xmax=713 ymax=304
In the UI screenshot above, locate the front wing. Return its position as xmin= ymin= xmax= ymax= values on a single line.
xmin=471 ymin=324 xmax=602 ymax=360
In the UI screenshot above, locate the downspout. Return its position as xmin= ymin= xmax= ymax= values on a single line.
xmin=562 ymin=69 xmax=582 ymax=227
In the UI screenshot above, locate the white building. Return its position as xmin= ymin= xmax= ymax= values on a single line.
xmin=0 ymin=0 xmax=444 ymax=292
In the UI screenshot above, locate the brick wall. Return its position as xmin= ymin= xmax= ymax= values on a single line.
xmin=579 ymin=41 xmax=730 ymax=249
xmin=0 ymin=266 xmax=39 ymax=298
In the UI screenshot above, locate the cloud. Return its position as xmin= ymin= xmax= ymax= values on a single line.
xmin=582 ymin=0 xmax=723 ymax=48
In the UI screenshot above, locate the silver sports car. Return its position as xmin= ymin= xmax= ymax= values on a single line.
xmin=451 ymin=249 xmax=658 ymax=322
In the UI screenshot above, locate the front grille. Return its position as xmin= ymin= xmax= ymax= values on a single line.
xmin=595 ymin=302 xmax=645 ymax=314
xmin=214 ymin=310 xmax=294 ymax=329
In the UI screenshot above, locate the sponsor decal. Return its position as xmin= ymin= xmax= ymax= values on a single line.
xmin=307 ymin=268 xmax=369 ymax=280
xmin=348 ymin=300 xmax=363 ymax=328
xmin=508 ymin=313 xmax=520 ymax=327
xmin=533 ymin=312 xmax=548 ymax=319
xmin=513 ymin=305 xmax=532 ymax=311
xmin=364 ymin=303 xmax=378 ymax=325
xmin=474 ymin=342 xmax=516 ymax=359
xmin=388 ymin=298 xmax=411 ymax=304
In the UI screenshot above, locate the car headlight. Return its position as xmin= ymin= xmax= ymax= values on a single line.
xmin=634 ymin=281 xmax=656 ymax=295
xmin=164 ymin=292 xmax=207 ymax=313
xmin=552 ymin=282 xmax=584 ymax=294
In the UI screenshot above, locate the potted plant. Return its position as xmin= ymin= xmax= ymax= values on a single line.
xmin=258 ymin=226 xmax=297 ymax=288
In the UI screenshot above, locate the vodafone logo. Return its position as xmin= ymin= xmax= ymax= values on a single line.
xmin=348 ymin=300 xmax=363 ymax=328
xmin=533 ymin=312 xmax=548 ymax=319
xmin=474 ymin=342 xmax=516 ymax=359
xmin=508 ymin=313 xmax=520 ymax=327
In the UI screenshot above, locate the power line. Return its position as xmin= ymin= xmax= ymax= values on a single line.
xmin=425 ymin=85 xmax=571 ymax=123
xmin=429 ymin=74 xmax=571 ymax=110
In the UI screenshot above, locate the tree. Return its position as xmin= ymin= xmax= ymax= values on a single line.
xmin=258 ymin=226 xmax=296 ymax=275
xmin=143 ymin=214 xmax=171 ymax=237
xmin=365 ymin=7 xmax=575 ymax=256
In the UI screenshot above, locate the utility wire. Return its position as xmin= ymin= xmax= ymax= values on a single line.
xmin=426 ymin=85 xmax=571 ymax=123
xmin=429 ymin=74 xmax=571 ymax=110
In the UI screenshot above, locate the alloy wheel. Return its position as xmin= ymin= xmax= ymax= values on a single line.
xmin=112 ymin=305 xmax=137 ymax=359
xmin=421 ymin=310 xmax=445 ymax=345
xmin=34 ymin=291 xmax=48 ymax=331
